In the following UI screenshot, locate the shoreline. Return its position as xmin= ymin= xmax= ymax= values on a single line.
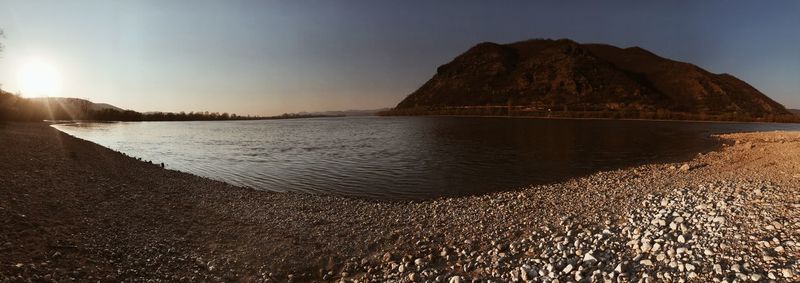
xmin=1 ymin=122 xmax=798 ymax=282
xmin=381 ymin=113 xmax=800 ymax=126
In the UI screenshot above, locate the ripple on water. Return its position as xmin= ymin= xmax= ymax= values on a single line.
xmin=52 ymin=117 xmax=800 ymax=200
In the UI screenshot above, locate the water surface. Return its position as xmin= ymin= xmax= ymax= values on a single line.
xmin=53 ymin=117 xmax=800 ymax=199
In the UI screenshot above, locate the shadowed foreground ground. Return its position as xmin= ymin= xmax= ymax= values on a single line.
xmin=0 ymin=122 xmax=798 ymax=282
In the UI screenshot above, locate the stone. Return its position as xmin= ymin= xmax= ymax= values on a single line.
xmin=782 ymin=269 xmax=794 ymax=278
xmin=652 ymin=243 xmax=661 ymax=252
xmin=449 ymin=276 xmax=463 ymax=283
xmin=679 ymin=164 xmax=691 ymax=172
xmin=685 ymin=263 xmax=695 ymax=272
xmin=640 ymin=243 xmax=652 ymax=253
xmin=520 ymin=267 xmax=531 ymax=281
xmin=562 ymin=264 xmax=574 ymax=274
xmin=414 ymin=258 xmax=425 ymax=266
xmin=614 ymin=263 xmax=624 ymax=273
xmin=583 ymin=253 xmax=598 ymax=264
xmin=677 ymin=235 xmax=686 ymax=243
xmin=408 ymin=272 xmax=420 ymax=282
xmin=750 ymin=274 xmax=762 ymax=281
xmin=640 ymin=259 xmax=653 ymax=266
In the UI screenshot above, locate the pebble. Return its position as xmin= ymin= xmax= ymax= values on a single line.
xmin=562 ymin=264 xmax=574 ymax=274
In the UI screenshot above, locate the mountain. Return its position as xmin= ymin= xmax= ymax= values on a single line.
xmin=393 ymin=39 xmax=790 ymax=119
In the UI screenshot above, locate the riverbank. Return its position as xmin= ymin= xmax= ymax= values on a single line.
xmin=0 ymin=122 xmax=797 ymax=282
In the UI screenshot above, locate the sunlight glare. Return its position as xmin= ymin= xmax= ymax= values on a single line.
xmin=18 ymin=59 xmax=63 ymax=97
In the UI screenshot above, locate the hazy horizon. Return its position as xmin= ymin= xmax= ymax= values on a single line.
xmin=0 ymin=1 xmax=798 ymax=116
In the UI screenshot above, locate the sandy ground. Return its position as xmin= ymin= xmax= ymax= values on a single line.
xmin=0 ymin=122 xmax=798 ymax=282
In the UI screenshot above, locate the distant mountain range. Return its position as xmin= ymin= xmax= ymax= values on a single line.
xmin=388 ymin=39 xmax=792 ymax=121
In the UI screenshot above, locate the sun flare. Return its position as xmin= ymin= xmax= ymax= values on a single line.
xmin=18 ymin=59 xmax=63 ymax=97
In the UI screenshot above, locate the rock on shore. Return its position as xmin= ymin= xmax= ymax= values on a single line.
xmin=348 ymin=180 xmax=798 ymax=282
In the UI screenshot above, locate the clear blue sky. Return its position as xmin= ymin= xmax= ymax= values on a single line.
xmin=0 ymin=1 xmax=798 ymax=115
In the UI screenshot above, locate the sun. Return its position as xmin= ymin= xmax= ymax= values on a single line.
xmin=18 ymin=59 xmax=63 ymax=97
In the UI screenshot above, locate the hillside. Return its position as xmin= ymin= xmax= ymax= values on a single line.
xmin=0 ymin=90 xmax=264 ymax=121
xmin=0 ymin=91 xmax=122 ymax=121
xmin=390 ymin=39 xmax=791 ymax=121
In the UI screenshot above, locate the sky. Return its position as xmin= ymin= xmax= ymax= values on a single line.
xmin=0 ymin=1 xmax=798 ymax=115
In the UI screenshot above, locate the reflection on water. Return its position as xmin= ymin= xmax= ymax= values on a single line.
xmin=53 ymin=117 xmax=800 ymax=199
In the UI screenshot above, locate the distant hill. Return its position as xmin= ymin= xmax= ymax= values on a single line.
xmin=27 ymin=97 xmax=126 ymax=114
xmin=90 ymin=102 xmax=124 ymax=112
xmin=300 ymin=108 xmax=390 ymax=117
xmin=389 ymin=39 xmax=792 ymax=121
xmin=0 ymin=93 xmax=127 ymax=121
xmin=790 ymin=109 xmax=800 ymax=115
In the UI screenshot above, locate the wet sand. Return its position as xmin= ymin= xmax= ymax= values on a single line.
xmin=0 ymin=122 xmax=797 ymax=282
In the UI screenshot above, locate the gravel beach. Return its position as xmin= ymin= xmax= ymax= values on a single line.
xmin=0 ymin=122 xmax=798 ymax=282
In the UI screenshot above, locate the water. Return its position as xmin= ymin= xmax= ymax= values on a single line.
xmin=52 ymin=117 xmax=800 ymax=200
